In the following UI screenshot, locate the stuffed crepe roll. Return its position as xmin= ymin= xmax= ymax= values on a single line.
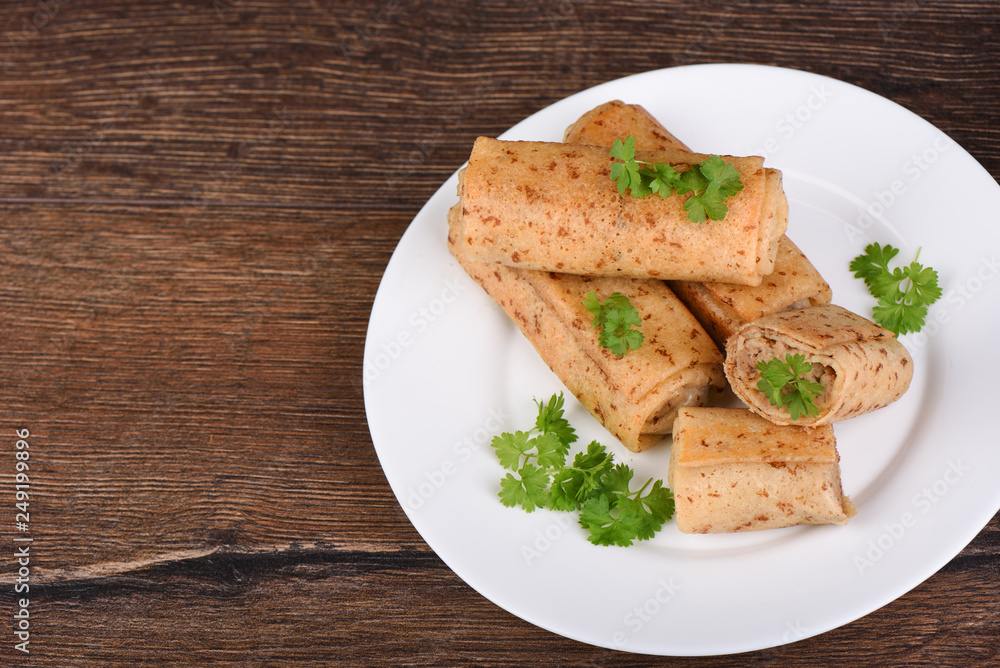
xmin=563 ymin=100 xmax=831 ymax=349
xmin=447 ymin=204 xmax=726 ymax=452
xmin=458 ymin=137 xmax=787 ymax=286
xmin=724 ymin=304 xmax=913 ymax=426
xmin=669 ymin=407 xmax=856 ymax=533
xmin=669 ymin=237 xmax=832 ymax=351
xmin=563 ymin=100 xmax=692 ymax=153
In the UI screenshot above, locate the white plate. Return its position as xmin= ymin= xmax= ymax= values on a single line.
xmin=363 ymin=64 xmax=1000 ymax=656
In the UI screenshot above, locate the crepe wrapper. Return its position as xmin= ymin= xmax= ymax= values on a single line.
xmin=458 ymin=136 xmax=787 ymax=286
xmin=669 ymin=237 xmax=832 ymax=350
xmin=447 ymin=204 xmax=725 ymax=452
xmin=724 ymin=304 xmax=913 ymax=427
xmin=668 ymin=407 xmax=856 ymax=533
xmin=563 ymin=100 xmax=692 ymax=152
xmin=563 ymin=100 xmax=831 ymax=349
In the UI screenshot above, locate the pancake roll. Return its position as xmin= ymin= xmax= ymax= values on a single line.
xmin=669 ymin=407 xmax=856 ymax=533
xmin=724 ymin=304 xmax=913 ymax=427
xmin=563 ymin=100 xmax=831 ymax=349
xmin=457 ymin=136 xmax=787 ymax=286
xmin=447 ymin=204 xmax=726 ymax=452
xmin=669 ymin=237 xmax=832 ymax=351
xmin=563 ymin=100 xmax=692 ymax=152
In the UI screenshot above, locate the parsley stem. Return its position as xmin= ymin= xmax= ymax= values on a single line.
xmin=631 ymin=477 xmax=652 ymax=499
xmin=899 ymin=246 xmax=924 ymax=305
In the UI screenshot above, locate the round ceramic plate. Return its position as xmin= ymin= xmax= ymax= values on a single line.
xmin=363 ymin=64 xmax=1000 ymax=656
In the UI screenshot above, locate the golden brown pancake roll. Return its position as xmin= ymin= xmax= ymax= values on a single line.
xmin=563 ymin=100 xmax=831 ymax=350
xmin=669 ymin=237 xmax=832 ymax=351
xmin=668 ymin=407 xmax=855 ymax=533
xmin=458 ymin=137 xmax=787 ymax=286
xmin=563 ymin=100 xmax=692 ymax=152
xmin=448 ymin=204 xmax=726 ymax=453
xmin=724 ymin=304 xmax=913 ymax=427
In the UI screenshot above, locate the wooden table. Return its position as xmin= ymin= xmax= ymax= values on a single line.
xmin=1 ymin=1 xmax=998 ymax=665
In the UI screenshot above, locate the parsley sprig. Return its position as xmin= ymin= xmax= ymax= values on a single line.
xmin=578 ymin=465 xmax=675 ymax=545
xmin=755 ymin=353 xmax=825 ymax=421
xmin=492 ymin=393 xmax=675 ymax=547
xmin=583 ymin=291 xmax=644 ymax=357
xmin=609 ymin=135 xmax=744 ymax=222
xmin=849 ymin=242 xmax=942 ymax=336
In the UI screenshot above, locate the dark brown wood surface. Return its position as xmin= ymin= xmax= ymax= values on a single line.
xmin=1 ymin=1 xmax=998 ymax=665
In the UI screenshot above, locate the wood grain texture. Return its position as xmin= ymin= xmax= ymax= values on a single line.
xmin=0 ymin=204 xmax=410 ymax=569
xmin=0 ymin=0 xmax=998 ymax=665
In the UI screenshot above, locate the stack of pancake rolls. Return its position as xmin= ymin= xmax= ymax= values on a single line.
xmin=448 ymin=101 xmax=914 ymax=533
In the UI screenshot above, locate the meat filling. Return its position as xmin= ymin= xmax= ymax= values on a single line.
xmin=643 ymin=385 xmax=712 ymax=435
xmin=738 ymin=338 xmax=836 ymax=413
xmin=782 ymin=298 xmax=813 ymax=311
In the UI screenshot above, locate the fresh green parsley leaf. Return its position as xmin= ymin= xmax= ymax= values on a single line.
xmin=584 ymin=291 xmax=632 ymax=327
xmin=849 ymin=242 xmax=899 ymax=289
xmin=755 ymin=353 xmax=825 ymax=421
xmin=616 ymin=480 xmax=675 ymax=542
xmin=579 ymin=493 xmax=641 ymax=546
xmin=491 ymin=429 xmax=567 ymax=471
xmin=609 ymin=136 xmax=648 ymax=197
xmin=631 ymin=480 xmax=675 ymax=540
xmin=674 ymin=162 xmax=708 ymax=195
xmin=498 ymin=464 xmax=550 ymax=512
xmin=491 ymin=430 xmax=533 ymax=471
xmin=684 ymin=182 xmax=726 ymax=223
xmin=582 ymin=291 xmax=602 ymax=328
xmin=849 ymin=243 xmax=942 ymax=336
xmin=599 ymin=461 xmax=635 ymax=497
xmin=681 ymin=155 xmax=744 ymax=222
xmin=547 ymin=441 xmax=614 ymax=511
xmin=547 ymin=470 xmax=583 ymax=512
xmin=872 ymin=297 xmax=927 ymax=339
xmin=782 ymin=382 xmax=824 ymax=421
xmin=608 ymin=136 xmax=743 ymax=222
xmin=490 ymin=395 xmax=675 ymax=545
xmin=699 ymin=154 xmax=745 ymax=198
xmin=646 ymin=162 xmax=682 ymax=198
xmin=578 ymin=464 xmax=675 ymax=546
xmin=533 ymin=432 xmax=568 ymax=470
xmin=534 ymin=393 xmax=578 ymax=446
xmin=583 ymin=291 xmax=644 ymax=357
xmin=609 ymin=134 xmax=636 ymax=163
xmin=904 ymin=262 xmax=944 ymax=305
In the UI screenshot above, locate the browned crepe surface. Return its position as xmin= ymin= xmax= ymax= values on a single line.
xmin=459 ymin=137 xmax=785 ymax=286
xmin=564 ymin=101 xmax=830 ymax=349
xmin=448 ymin=204 xmax=725 ymax=452
xmin=724 ymin=304 xmax=914 ymax=426
xmin=670 ymin=236 xmax=832 ymax=350
xmin=669 ymin=407 xmax=855 ymax=533
xmin=563 ymin=100 xmax=692 ymax=152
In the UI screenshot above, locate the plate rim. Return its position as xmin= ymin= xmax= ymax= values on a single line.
xmin=363 ymin=63 xmax=1000 ymax=656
